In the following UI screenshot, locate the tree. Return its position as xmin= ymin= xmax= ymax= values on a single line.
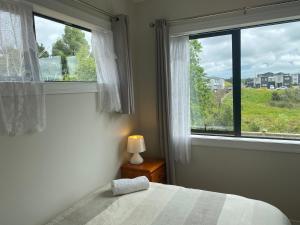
xmin=38 ymin=43 xmax=49 ymax=58
xmin=52 ymin=26 xmax=89 ymax=76
xmin=75 ymin=45 xmax=96 ymax=81
xmin=190 ymin=40 xmax=214 ymax=128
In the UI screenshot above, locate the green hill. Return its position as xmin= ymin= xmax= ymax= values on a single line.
xmin=241 ymin=88 xmax=300 ymax=134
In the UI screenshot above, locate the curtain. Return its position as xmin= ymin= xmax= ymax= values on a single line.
xmin=92 ymin=29 xmax=121 ymax=113
xmin=155 ymin=19 xmax=176 ymax=184
xmin=112 ymin=15 xmax=135 ymax=114
xmin=0 ymin=0 xmax=45 ymax=136
xmin=170 ymin=36 xmax=191 ymax=164
xmin=155 ymin=20 xmax=191 ymax=183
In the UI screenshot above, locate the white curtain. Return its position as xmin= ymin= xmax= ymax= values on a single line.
xmin=170 ymin=36 xmax=191 ymax=164
xmin=92 ymin=29 xmax=121 ymax=113
xmin=0 ymin=0 xmax=45 ymax=136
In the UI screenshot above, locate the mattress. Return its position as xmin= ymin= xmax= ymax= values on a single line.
xmin=46 ymin=183 xmax=291 ymax=225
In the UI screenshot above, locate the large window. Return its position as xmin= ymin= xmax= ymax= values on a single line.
xmin=191 ymin=20 xmax=300 ymax=140
xmin=34 ymin=14 xmax=96 ymax=81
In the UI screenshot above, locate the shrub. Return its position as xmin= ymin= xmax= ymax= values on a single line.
xmin=270 ymin=88 xmax=300 ymax=108
xmin=271 ymin=91 xmax=281 ymax=101
xmin=215 ymin=104 xmax=233 ymax=127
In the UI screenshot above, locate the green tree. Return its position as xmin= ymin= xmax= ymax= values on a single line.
xmin=52 ymin=26 xmax=89 ymax=77
xmin=38 ymin=43 xmax=49 ymax=58
xmin=190 ymin=40 xmax=214 ymax=128
xmin=75 ymin=45 xmax=96 ymax=81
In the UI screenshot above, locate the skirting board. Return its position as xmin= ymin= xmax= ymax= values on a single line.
xmin=291 ymin=220 xmax=300 ymax=225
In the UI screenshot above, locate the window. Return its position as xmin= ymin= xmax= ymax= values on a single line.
xmin=190 ymin=33 xmax=235 ymax=134
xmin=33 ymin=14 xmax=96 ymax=81
xmin=191 ymin=20 xmax=300 ymax=140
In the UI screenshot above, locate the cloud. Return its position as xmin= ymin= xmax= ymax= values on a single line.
xmin=196 ymin=20 xmax=300 ymax=78
xmin=199 ymin=35 xmax=233 ymax=78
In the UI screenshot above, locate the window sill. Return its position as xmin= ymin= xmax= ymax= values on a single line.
xmin=191 ymin=135 xmax=300 ymax=154
xmin=44 ymin=82 xmax=97 ymax=95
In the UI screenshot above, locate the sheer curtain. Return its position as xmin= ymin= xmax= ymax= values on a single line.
xmin=170 ymin=36 xmax=191 ymax=164
xmin=0 ymin=0 xmax=45 ymax=136
xmin=92 ymin=29 xmax=121 ymax=113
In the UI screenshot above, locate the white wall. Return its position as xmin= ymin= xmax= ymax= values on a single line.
xmin=0 ymin=93 xmax=135 ymax=225
xmin=176 ymin=146 xmax=300 ymax=220
xmin=0 ymin=1 xmax=136 ymax=225
xmin=132 ymin=0 xmax=300 ymax=221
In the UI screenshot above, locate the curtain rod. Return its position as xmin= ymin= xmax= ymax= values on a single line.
xmin=71 ymin=0 xmax=116 ymax=19
xmin=149 ymin=0 xmax=300 ymax=27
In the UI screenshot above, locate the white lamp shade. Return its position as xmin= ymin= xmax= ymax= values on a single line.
xmin=127 ymin=135 xmax=146 ymax=153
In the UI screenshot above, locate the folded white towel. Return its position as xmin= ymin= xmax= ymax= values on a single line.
xmin=111 ymin=176 xmax=150 ymax=196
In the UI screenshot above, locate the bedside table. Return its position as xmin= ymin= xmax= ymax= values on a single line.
xmin=121 ymin=159 xmax=166 ymax=183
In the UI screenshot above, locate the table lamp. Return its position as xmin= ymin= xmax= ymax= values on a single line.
xmin=127 ymin=135 xmax=146 ymax=164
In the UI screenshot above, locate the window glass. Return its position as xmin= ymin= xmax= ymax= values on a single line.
xmin=190 ymin=35 xmax=234 ymax=132
xmin=241 ymin=21 xmax=300 ymax=139
xmin=34 ymin=15 xmax=96 ymax=81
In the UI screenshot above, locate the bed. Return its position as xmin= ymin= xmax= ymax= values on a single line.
xmin=46 ymin=182 xmax=291 ymax=225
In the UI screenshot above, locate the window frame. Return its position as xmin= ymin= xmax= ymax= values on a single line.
xmin=32 ymin=12 xmax=96 ymax=83
xmin=190 ymin=19 xmax=300 ymax=141
xmin=33 ymin=12 xmax=92 ymax=33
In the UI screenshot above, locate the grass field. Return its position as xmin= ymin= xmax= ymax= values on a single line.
xmin=191 ymin=87 xmax=300 ymax=137
xmin=240 ymin=88 xmax=300 ymax=134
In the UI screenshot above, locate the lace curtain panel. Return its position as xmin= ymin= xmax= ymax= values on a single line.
xmin=0 ymin=0 xmax=45 ymax=136
xmin=92 ymin=29 xmax=121 ymax=113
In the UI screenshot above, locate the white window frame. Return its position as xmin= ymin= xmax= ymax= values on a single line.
xmin=192 ymin=135 xmax=300 ymax=153
xmin=29 ymin=1 xmax=110 ymax=94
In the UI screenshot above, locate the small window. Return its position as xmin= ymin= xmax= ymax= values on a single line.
xmin=34 ymin=14 xmax=96 ymax=81
xmin=191 ymin=19 xmax=300 ymax=140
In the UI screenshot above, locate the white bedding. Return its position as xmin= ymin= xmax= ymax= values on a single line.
xmin=47 ymin=182 xmax=291 ymax=225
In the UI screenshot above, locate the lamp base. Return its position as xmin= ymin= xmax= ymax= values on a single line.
xmin=130 ymin=153 xmax=144 ymax=164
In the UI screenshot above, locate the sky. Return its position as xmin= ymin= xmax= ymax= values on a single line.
xmin=197 ymin=20 xmax=300 ymax=79
xmin=34 ymin=16 xmax=92 ymax=54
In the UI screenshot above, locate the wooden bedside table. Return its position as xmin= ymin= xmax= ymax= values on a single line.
xmin=121 ymin=159 xmax=166 ymax=183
